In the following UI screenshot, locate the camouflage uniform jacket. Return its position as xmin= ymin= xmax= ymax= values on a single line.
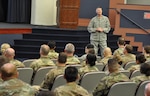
xmin=131 ymin=75 xmax=150 ymax=85
xmin=93 ymin=72 xmax=129 ymax=96
xmin=54 ymin=82 xmax=90 ymax=96
xmin=66 ymin=56 xmax=80 ymax=65
xmin=30 ymin=56 xmax=55 ymax=71
xmin=128 ymin=64 xmax=140 ymax=72
xmin=99 ymin=55 xmax=113 ymax=65
xmin=48 ymin=50 xmax=59 ymax=59
xmin=121 ymin=53 xmax=136 ymax=64
xmin=79 ymin=65 xmax=99 ymax=76
xmin=9 ymin=59 xmax=25 ymax=68
xmin=113 ymin=47 xmax=124 ymax=56
xmin=0 ymin=78 xmax=35 ymax=96
xmin=40 ymin=66 xmax=66 ymax=89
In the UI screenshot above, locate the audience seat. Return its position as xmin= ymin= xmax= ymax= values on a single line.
xmin=130 ymin=70 xmax=142 ymax=79
xmin=22 ymin=59 xmax=37 ymax=67
xmin=123 ymin=61 xmax=136 ymax=70
xmin=95 ymin=63 xmax=105 ymax=71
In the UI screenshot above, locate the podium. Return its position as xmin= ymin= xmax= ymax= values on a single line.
xmin=57 ymin=0 xmax=80 ymax=29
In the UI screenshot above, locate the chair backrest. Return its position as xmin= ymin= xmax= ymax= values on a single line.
xmin=107 ymin=82 xmax=137 ymax=96
xmin=32 ymin=66 xmax=55 ymax=85
xmin=51 ymin=59 xmax=57 ymax=64
xmin=51 ymin=75 xmax=66 ymax=91
xmin=17 ymin=68 xmax=33 ymax=84
xmin=123 ymin=61 xmax=136 ymax=70
xmin=135 ymin=80 xmax=150 ymax=96
xmin=120 ymin=70 xmax=130 ymax=77
xmin=130 ymin=70 xmax=142 ymax=79
xmin=95 ymin=63 xmax=104 ymax=71
xmin=80 ymin=71 xmax=106 ymax=93
xmin=23 ymin=59 xmax=37 ymax=67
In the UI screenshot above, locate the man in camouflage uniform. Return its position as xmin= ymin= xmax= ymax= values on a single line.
xmin=79 ymin=54 xmax=99 ymax=76
xmin=128 ymin=53 xmax=146 ymax=72
xmin=40 ymin=52 xmax=67 ymax=90
xmin=131 ymin=63 xmax=150 ymax=85
xmin=87 ymin=7 xmax=111 ymax=57
xmin=30 ymin=44 xmax=55 ymax=72
xmin=0 ymin=56 xmax=9 ymax=83
xmin=0 ymin=63 xmax=35 ymax=96
xmin=64 ymin=43 xmax=80 ymax=65
xmin=121 ymin=44 xmax=136 ymax=65
xmin=47 ymin=40 xmax=59 ymax=59
xmin=99 ymin=47 xmax=113 ymax=65
xmin=0 ymin=43 xmax=10 ymax=56
xmin=54 ymin=66 xmax=90 ymax=96
xmin=93 ymin=58 xmax=129 ymax=96
xmin=143 ymin=45 xmax=150 ymax=61
xmin=4 ymin=48 xmax=25 ymax=68
xmin=113 ymin=37 xmax=125 ymax=56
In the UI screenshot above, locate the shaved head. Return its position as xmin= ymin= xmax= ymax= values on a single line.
xmin=103 ymin=47 xmax=112 ymax=57
xmin=145 ymin=83 xmax=150 ymax=96
xmin=1 ymin=63 xmax=18 ymax=81
xmin=5 ymin=48 xmax=15 ymax=59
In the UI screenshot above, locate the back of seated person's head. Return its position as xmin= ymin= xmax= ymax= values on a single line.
xmin=58 ymin=52 xmax=67 ymax=64
xmin=86 ymin=53 xmax=96 ymax=66
xmin=5 ymin=48 xmax=15 ymax=59
xmin=88 ymin=49 xmax=95 ymax=55
xmin=47 ymin=41 xmax=56 ymax=49
xmin=85 ymin=44 xmax=94 ymax=54
xmin=40 ymin=44 xmax=50 ymax=56
xmin=145 ymin=83 xmax=150 ymax=96
xmin=136 ymin=53 xmax=146 ymax=64
xmin=124 ymin=44 xmax=133 ymax=54
xmin=1 ymin=63 xmax=18 ymax=81
xmin=108 ymin=58 xmax=119 ymax=73
xmin=64 ymin=43 xmax=75 ymax=54
xmin=144 ymin=45 xmax=150 ymax=54
xmin=118 ymin=37 xmax=125 ymax=45
xmin=140 ymin=63 xmax=150 ymax=76
xmin=0 ymin=43 xmax=11 ymax=55
xmin=37 ymin=90 xmax=55 ymax=96
xmin=103 ymin=47 xmax=112 ymax=57
xmin=0 ymin=56 xmax=9 ymax=68
xmin=64 ymin=66 xmax=78 ymax=82
xmin=113 ymin=55 xmax=123 ymax=65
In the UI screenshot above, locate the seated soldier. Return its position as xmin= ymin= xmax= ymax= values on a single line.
xmin=143 ymin=45 xmax=150 ymax=61
xmin=47 ymin=40 xmax=59 ymax=59
xmin=80 ymin=44 xmax=94 ymax=61
xmin=4 ymin=48 xmax=25 ymax=68
xmin=121 ymin=44 xmax=136 ymax=65
xmin=40 ymin=52 xmax=67 ymax=90
xmin=64 ymin=43 xmax=80 ymax=65
xmin=113 ymin=37 xmax=125 ymax=56
xmin=30 ymin=44 xmax=55 ymax=72
xmin=0 ymin=43 xmax=10 ymax=56
xmin=79 ymin=53 xmax=99 ymax=76
xmin=128 ymin=53 xmax=146 ymax=72
xmin=54 ymin=66 xmax=90 ymax=96
xmin=99 ymin=47 xmax=113 ymax=65
xmin=131 ymin=63 xmax=150 ymax=85
xmin=0 ymin=63 xmax=35 ymax=95
xmin=93 ymin=58 xmax=129 ymax=96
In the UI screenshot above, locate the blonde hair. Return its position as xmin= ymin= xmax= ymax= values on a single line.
xmin=1 ymin=43 xmax=11 ymax=55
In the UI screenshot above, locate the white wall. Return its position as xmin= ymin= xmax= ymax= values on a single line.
xmin=31 ymin=0 xmax=57 ymax=25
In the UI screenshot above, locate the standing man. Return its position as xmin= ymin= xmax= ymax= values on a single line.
xmin=88 ymin=7 xmax=111 ymax=57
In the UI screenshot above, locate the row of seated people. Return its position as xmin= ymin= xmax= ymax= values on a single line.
xmin=0 ymin=53 xmax=150 ymax=96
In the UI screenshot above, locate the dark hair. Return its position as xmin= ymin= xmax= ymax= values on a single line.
xmin=86 ymin=54 xmax=96 ymax=66
xmin=136 ymin=53 xmax=146 ymax=63
xmin=58 ymin=52 xmax=67 ymax=64
xmin=37 ymin=90 xmax=55 ymax=96
xmin=108 ymin=58 xmax=119 ymax=71
xmin=47 ymin=41 xmax=56 ymax=49
xmin=88 ymin=49 xmax=95 ymax=54
xmin=86 ymin=44 xmax=94 ymax=49
xmin=118 ymin=37 xmax=125 ymax=45
xmin=65 ymin=67 xmax=78 ymax=82
xmin=140 ymin=63 xmax=150 ymax=76
xmin=125 ymin=44 xmax=133 ymax=53
xmin=144 ymin=45 xmax=150 ymax=54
